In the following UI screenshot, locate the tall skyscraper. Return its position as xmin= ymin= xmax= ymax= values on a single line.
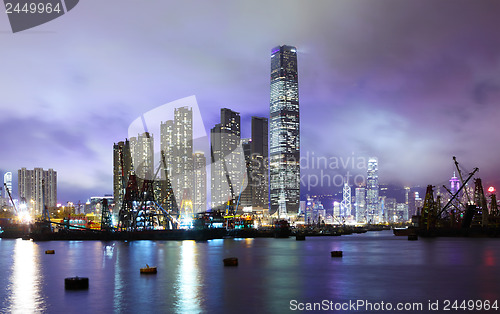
xmin=210 ymin=108 xmax=243 ymax=210
xmin=193 ymin=152 xmax=206 ymax=212
xmin=160 ymin=107 xmax=194 ymax=217
xmin=3 ymin=172 xmax=12 ymax=199
xmin=113 ymin=139 xmax=133 ymax=208
xmin=366 ymin=158 xmax=379 ymax=223
xmin=18 ymin=168 xmax=57 ymax=215
xmin=270 ymin=45 xmax=300 ymax=215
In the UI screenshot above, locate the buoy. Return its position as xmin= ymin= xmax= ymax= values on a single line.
xmin=223 ymin=257 xmax=238 ymax=266
xmin=65 ymin=277 xmax=89 ymax=290
xmin=45 ymin=250 xmax=55 ymax=254
xmin=408 ymin=234 xmax=418 ymax=241
xmin=140 ymin=264 xmax=157 ymax=274
xmin=331 ymin=251 xmax=343 ymax=257
xmin=296 ymin=235 xmax=306 ymax=241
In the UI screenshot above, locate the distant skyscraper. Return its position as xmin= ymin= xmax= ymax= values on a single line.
xmin=18 ymin=168 xmax=57 ymax=215
xmin=3 ymin=172 xmax=12 ymax=199
xmin=270 ymin=45 xmax=300 ymax=215
xmin=355 ymin=186 xmax=366 ymax=223
xmin=450 ymin=172 xmax=460 ymax=195
xmin=366 ymin=158 xmax=379 ymax=223
xmin=340 ymin=181 xmax=352 ymax=217
xmin=210 ymin=108 xmax=243 ymax=210
xmin=160 ymin=107 xmax=194 ymax=217
xmin=193 ymin=152 xmax=207 ymax=212
xmin=113 ymin=139 xmax=133 ymax=208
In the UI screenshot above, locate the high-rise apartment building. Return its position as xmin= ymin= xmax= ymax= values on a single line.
xmin=193 ymin=152 xmax=206 ymax=212
xmin=366 ymin=157 xmax=379 ymax=223
xmin=270 ymin=45 xmax=300 ymax=215
xmin=210 ymin=108 xmax=243 ymax=210
xmin=160 ymin=107 xmax=194 ymax=217
xmin=129 ymin=132 xmax=154 ymax=182
xmin=18 ymin=168 xmax=57 ymax=216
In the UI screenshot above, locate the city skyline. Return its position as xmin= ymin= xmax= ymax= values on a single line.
xmin=1 ymin=1 xmax=500 ymax=202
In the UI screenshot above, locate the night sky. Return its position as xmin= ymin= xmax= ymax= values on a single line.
xmin=1 ymin=0 xmax=499 ymax=203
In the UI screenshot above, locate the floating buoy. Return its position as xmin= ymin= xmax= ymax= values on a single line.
xmin=331 ymin=251 xmax=343 ymax=257
xmin=140 ymin=264 xmax=157 ymax=274
xmin=408 ymin=234 xmax=418 ymax=241
xmin=223 ymin=257 xmax=238 ymax=266
xmin=65 ymin=277 xmax=89 ymax=290
xmin=296 ymin=235 xmax=306 ymax=241
xmin=45 ymin=250 xmax=55 ymax=254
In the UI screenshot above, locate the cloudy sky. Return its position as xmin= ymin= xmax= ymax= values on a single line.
xmin=1 ymin=0 xmax=499 ymax=203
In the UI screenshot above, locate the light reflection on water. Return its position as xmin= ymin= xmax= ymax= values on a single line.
xmin=6 ymin=240 xmax=45 ymax=313
xmin=175 ymin=241 xmax=201 ymax=313
xmin=1 ymin=231 xmax=500 ymax=313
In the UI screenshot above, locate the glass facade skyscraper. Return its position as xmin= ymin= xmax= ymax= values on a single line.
xmin=270 ymin=45 xmax=300 ymax=215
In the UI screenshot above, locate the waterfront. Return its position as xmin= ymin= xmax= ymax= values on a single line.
xmin=1 ymin=231 xmax=500 ymax=313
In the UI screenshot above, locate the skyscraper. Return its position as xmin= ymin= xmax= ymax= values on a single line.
xmin=210 ymin=108 xmax=243 ymax=210
xmin=270 ymin=45 xmax=300 ymax=215
xmin=250 ymin=116 xmax=269 ymax=209
xmin=193 ymin=152 xmax=206 ymax=212
xmin=160 ymin=107 xmax=194 ymax=217
xmin=355 ymin=186 xmax=366 ymax=223
xmin=113 ymin=139 xmax=133 ymax=208
xmin=366 ymin=158 xmax=379 ymax=223
xmin=18 ymin=168 xmax=57 ymax=215
xmin=129 ymin=132 xmax=154 ymax=182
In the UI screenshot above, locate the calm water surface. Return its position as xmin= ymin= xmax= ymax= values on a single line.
xmin=1 ymin=230 xmax=500 ymax=313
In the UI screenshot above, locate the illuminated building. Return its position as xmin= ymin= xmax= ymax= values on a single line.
xmin=250 ymin=117 xmax=269 ymax=210
xmin=270 ymin=45 xmax=300 ymax=215
xmin=113 ymin=139 xmax=133 ymax=209
xmin=340 ymin=181 xmax=351 ymax=217
xmin=240 ymin=138 xmax=253 ymax=209
xmin=355 ymin=186 xmax=366 ymax=223
xmin=3 ymin=172 xmax=12 ymax=199
xmin=240 ymin=117 xmax=269 ymax=211
xmin=366 ymin=158 xmax=379 ymax=223
xmin=18 ymin=167 xmax=57 ymax=216
xmin=210 ymin=108 xmax=243 ymax=210
xmin=129 ymin=132 xmax=154 ymax=182
xmin=160 ymin=106 xmax=194 ymax=217
xmin=450 ymin=172 xmax=460 ymax=195
xmin=193 ymin=152 xmax=206 ymax=212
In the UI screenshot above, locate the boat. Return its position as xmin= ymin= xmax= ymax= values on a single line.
xmin=392 ymin=227 xmax=413 ymax=236
xmin=140 ymin=264 xmax=157 ymax=274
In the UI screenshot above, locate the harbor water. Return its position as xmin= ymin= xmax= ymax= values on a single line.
xmin=1 ymin=230 xmax=500 ymax=313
